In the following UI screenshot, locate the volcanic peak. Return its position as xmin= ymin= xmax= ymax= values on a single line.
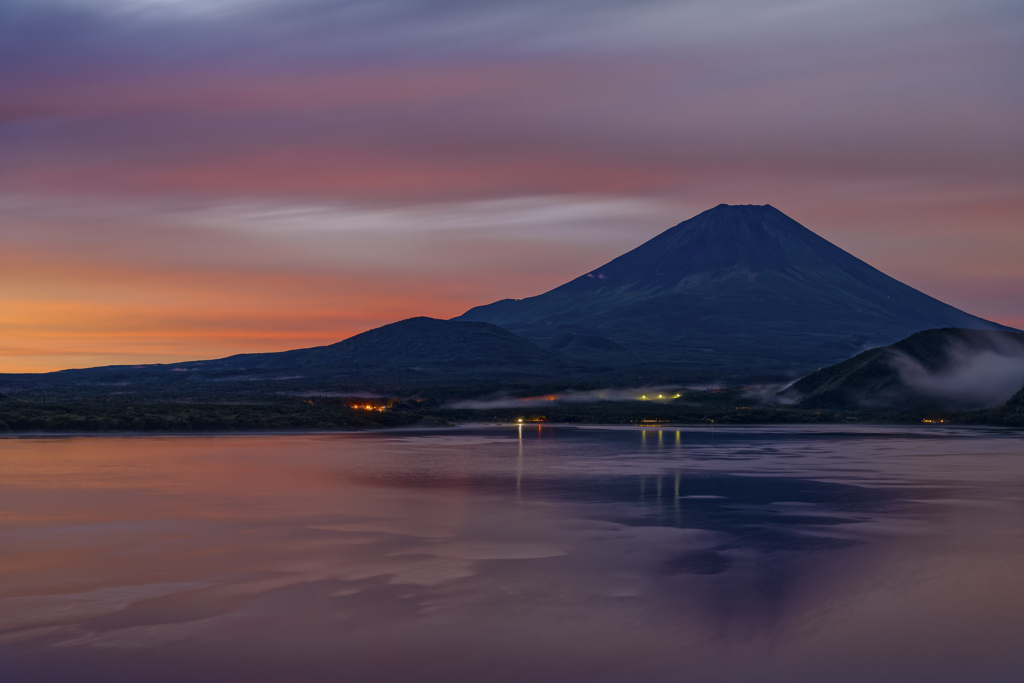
xmin=455 ymin=203 xmax=1010 ymax=379
xmin=555 ymin=203 xmax=870 ymax=296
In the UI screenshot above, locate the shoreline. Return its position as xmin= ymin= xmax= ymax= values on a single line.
xmin=1 ymin=420 xmax=1020 ymax=437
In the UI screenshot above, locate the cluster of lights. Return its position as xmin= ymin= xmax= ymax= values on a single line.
xmin=639 ymin=394 xmax=681 ymax=400
xmin=305 ymin=397 xmax=397 ymax=411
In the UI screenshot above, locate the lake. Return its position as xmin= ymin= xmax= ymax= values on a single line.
xmin=2 ymin=425 xmax=1023 ymax=682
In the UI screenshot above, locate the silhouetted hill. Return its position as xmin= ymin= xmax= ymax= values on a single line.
xmin=1001 ymin=386 xmax=1024 ymax=423
xmin=455 ymin=204 xmax=1012 ymax=380
xmin=0 ymin=318 xmax=571 ymax=400
xmin=782 ymin=328 xmax=1024 ymax=411
xmin=200 ymin=317 xmax=566 ymax=371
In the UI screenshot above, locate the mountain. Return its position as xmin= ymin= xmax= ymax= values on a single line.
xmin=4 ymin=205 xmax=1015 ymax=399
xmin=781 ymin=328 xmax=1024 ymax=411
xmin=195 ymin=317 xmax=565 ymax=372
xmin=455 ymin=204 xmax=1011 ymax=380
xmin=0 ymin=318 xmax=569 ymax=400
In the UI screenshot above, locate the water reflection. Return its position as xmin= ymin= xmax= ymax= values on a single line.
xmin=1 ymin=426 xmax=1023 ymax=683
xmin=339 ymin=435 xmax=949 ymax=635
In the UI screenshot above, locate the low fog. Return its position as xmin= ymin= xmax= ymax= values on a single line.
xmin=447 ymin=387 xmax=682 ymax=410
xmin=890 ymin=338 xmax=1024 ymax=410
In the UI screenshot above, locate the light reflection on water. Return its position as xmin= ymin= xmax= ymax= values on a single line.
xmin=1 ymin=425 xmax=1023 ymax=683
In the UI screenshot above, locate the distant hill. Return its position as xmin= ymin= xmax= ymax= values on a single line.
xmin=1001 ymin=386 xmax=1024 ymax=424
xmin=455 ymin=204 xmax=1012 ymax=380
xmin=782 ymin=328 xmax=1024 ymax=411
xmin=196 ymin=317 xmax=565 ymax=372
xmin=0 ymin=318 xmax=570 ymax=400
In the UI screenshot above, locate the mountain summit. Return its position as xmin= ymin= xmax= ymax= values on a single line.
xmin=455 ymin=204 xmax=1010 ymax=379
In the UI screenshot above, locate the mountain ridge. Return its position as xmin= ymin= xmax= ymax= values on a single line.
xmin=0 ymin=317 xmax=572 ymax=400
xmin=203 ymin=316 xmax=567 ymax=371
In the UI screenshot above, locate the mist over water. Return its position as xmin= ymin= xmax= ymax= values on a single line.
xmin=2 ymin=426 xmax=1024 ymax=683
xmin=447 ymin=386 xmax=681 ymax=409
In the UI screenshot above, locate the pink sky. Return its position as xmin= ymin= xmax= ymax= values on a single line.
xmin=1 ymin=0 xmax=1022 ymax=372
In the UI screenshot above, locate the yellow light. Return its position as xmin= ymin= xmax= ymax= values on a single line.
xmin=518 ymin=418 xmax=523 ymax=423
xmin=658 ymin=395 xmax=663 ymax=399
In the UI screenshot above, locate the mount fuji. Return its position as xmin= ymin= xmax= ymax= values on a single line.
xmin=455 ymin=204 xmax=1011 ymax=380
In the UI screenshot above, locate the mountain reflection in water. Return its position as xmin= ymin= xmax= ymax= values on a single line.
xmin=1 ymin=425 xmax=1023 ymax=683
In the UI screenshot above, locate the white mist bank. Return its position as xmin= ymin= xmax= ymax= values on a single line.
xmin=446 ymin=384 xmax=796 ymax=410
xmin=447 ymin=387 xmax=685 ymax=410
xmin=891 ymin=342 xmax=1024 ymax=410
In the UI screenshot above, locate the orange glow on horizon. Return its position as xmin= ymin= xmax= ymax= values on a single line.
xmin=0 ymin=1 xmax=1021 ymax=375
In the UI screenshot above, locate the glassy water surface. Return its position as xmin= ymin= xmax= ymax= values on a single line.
xmin=2 ymin=425 xmax=1024 ymax=683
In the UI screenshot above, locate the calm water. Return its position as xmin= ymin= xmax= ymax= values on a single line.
xmin=2 ymin=425 xmax=1024 ymax=683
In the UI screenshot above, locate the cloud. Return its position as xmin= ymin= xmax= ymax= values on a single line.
xmin=13 ymin=1 xmax=1022 ymax=59
xmin=0 ymin=193 xmax=678 ymax=371
xmin=3 ymin=0 xmax=1020 ymax=203
xmin=890 ymin=338 xmax=1024 ymax=410
xmin=1 ymin=0 xmax=1022 ymax=370
xmin=0 ymin=192 xmax=676 ymax=272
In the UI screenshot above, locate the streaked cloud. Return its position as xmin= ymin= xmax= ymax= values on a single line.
xmin=0 ymin=0 xmax=1021 ymax=370
xmin=0 ymin=194 xmax=679 ymax=370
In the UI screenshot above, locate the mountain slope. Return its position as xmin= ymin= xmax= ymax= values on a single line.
xmin=0 ymin=318 xmax=570 ymax=399
xmin=214 ymin=317 xmax=566 ymax=371
xmin=455 ymin=204 xmax=1010 ymax=379
xmin=782 ymin=328 xmax=1024 ymax=411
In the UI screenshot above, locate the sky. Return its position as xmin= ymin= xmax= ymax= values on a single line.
xmin=1 ymin=0 xmax=1022 ymax=372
